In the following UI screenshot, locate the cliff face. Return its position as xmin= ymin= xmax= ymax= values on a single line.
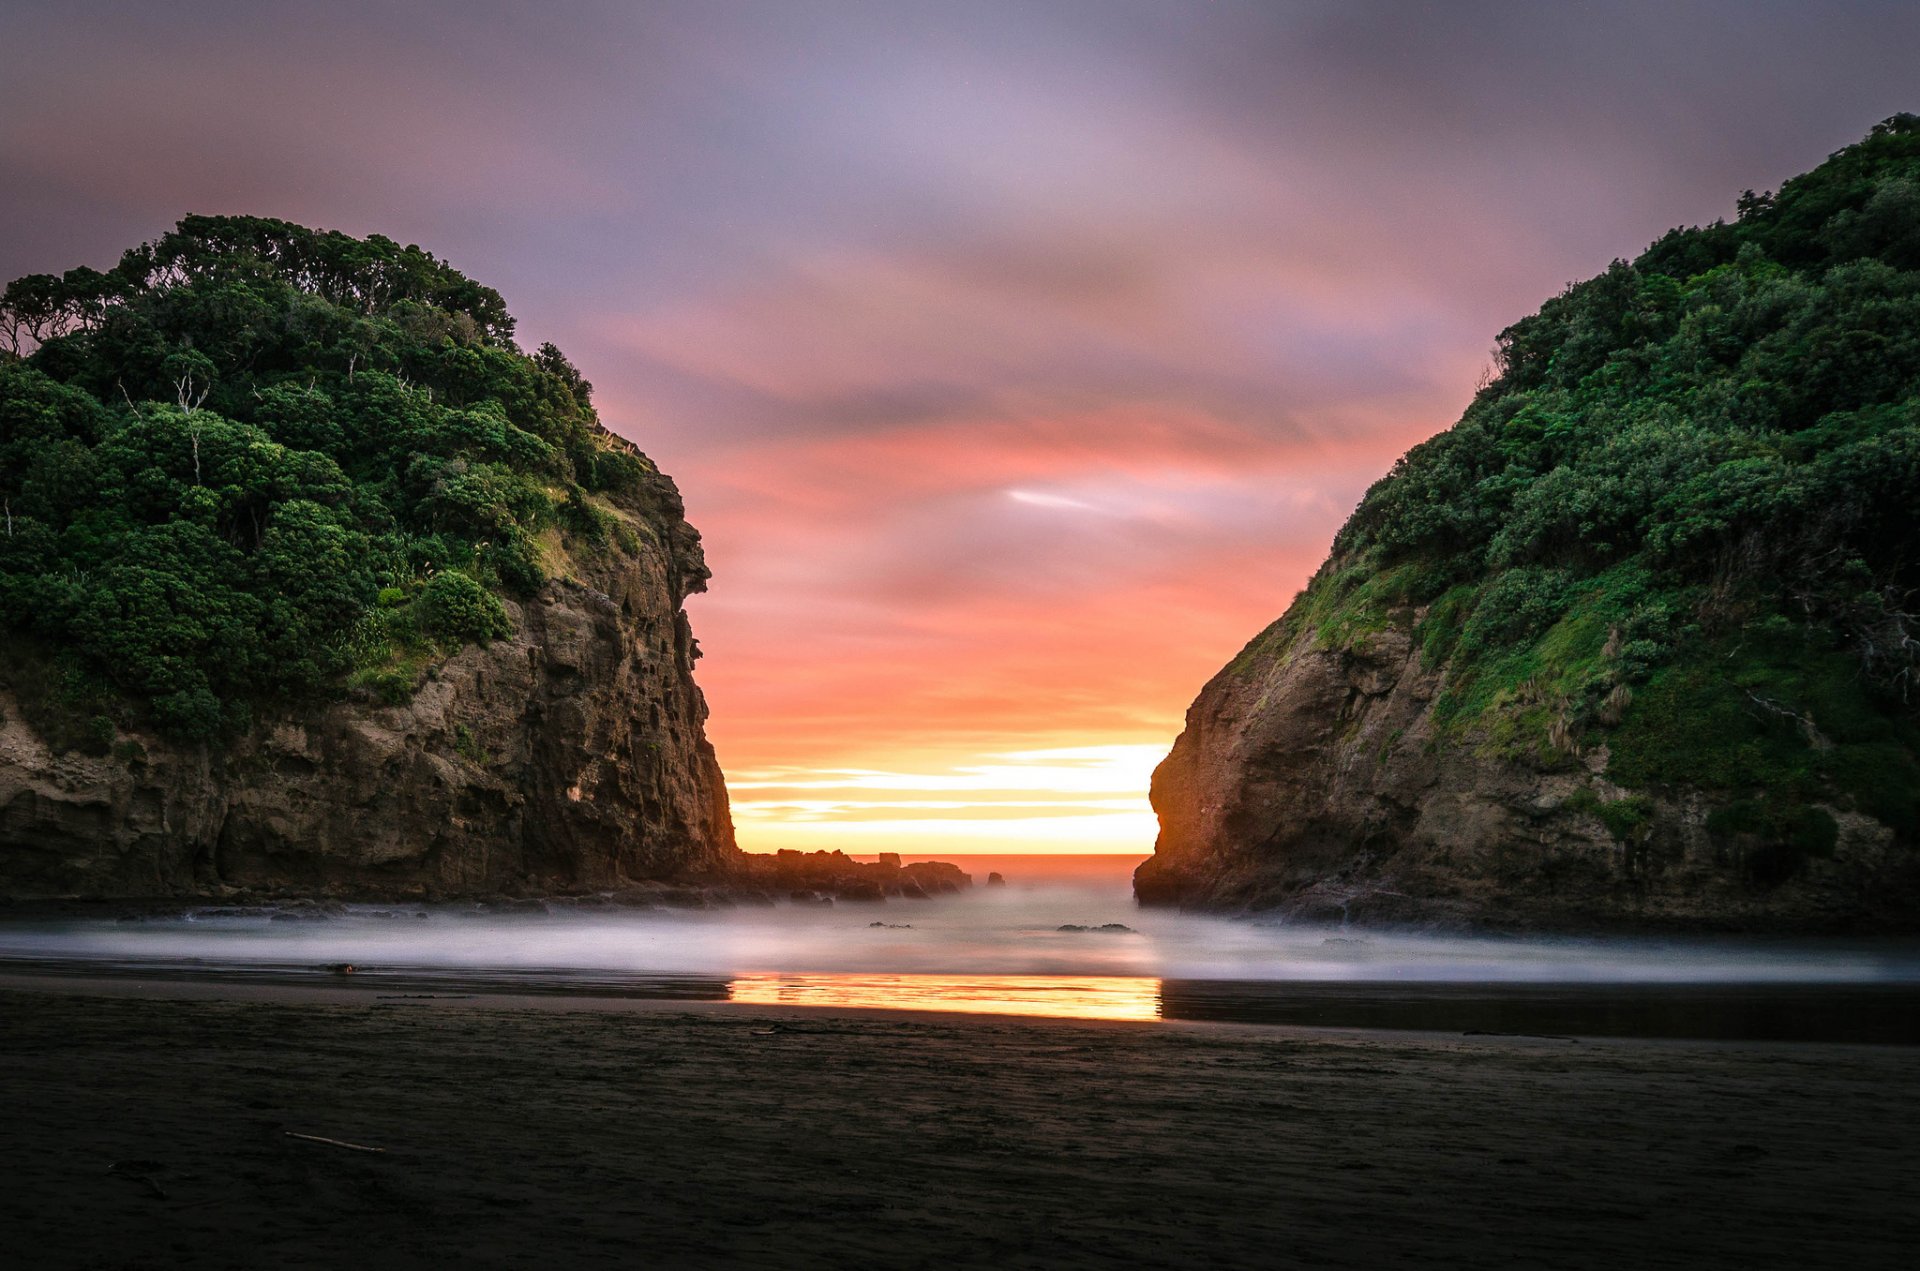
xmin=1137 ymin=120 xmax=1920 ymax=933
xmin=0 ymin=470 xmax=735 ymax=900
xmin=1136 ymin=615 xmax=1919 ymax=932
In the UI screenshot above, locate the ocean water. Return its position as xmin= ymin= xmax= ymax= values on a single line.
xmin=4 ymin=855 xmax=1917 ymax=1039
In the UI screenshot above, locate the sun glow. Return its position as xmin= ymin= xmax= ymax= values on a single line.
xmin=730 ymin=743 xmax=1165 ymax=855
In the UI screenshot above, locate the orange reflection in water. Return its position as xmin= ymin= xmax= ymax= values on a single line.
xmin=729 ymin=973 xmax=1162 ymax=1022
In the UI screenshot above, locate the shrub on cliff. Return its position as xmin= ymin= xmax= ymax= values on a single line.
xmin=0 ymin=217 xmax=655 ymax=739
xmin=1283 ymin=116 xmax=1920 ymax=841
xmin=419 ymin=570 xmax=511 ymax=646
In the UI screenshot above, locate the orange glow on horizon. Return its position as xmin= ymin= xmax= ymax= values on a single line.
xmin=668 ymin=401 xmax=1460 ymax=859
xmin=727 ymin=743 xmax=1166 ymax=856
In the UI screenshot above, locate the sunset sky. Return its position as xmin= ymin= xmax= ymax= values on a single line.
xmin=4 ymin=1 xmax=1916 ymax=853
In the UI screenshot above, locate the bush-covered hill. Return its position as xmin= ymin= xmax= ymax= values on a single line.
xmin=1219 ymin=115 xmax=1920 ymax=887
xmin=0 ymin=216 xmax=668 ymax=744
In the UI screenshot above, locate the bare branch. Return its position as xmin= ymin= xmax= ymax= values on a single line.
xmin=1745 ymin=691 xmax=1833 ymax=751
xmin=174 ymin=372 xmax=209 ymax=415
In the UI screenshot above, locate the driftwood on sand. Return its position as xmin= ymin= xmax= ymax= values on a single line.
xmin=284 ymin=1131 xmax=386 ymax=1154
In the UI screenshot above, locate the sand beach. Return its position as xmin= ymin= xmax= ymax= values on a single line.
xmin=2 ymin=976 xmax=1914 ymax=1270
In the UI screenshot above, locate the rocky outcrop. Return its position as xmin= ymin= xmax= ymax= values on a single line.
xmin=0 ymin=469 xmax=736 ymax=900
xmin=735 ymin=850 xmax=971 ymax=903
xmin=1136 ymin=618 xmax=1920 ymax=932
xmin=1137 ymin=120 xmax=1920 ymax=934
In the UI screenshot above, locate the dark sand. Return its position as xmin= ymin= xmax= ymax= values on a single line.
xmin=2 ymin=977 xmax=1915 ymax=1270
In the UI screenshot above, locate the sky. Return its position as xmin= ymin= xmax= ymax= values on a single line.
xmin=3 ymin=1 xmax=1916 ymax=854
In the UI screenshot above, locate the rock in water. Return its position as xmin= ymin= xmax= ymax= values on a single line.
xmin=1137 ymin=119 xmax=1920 ymax=933
xmin=735 ymin=851 xmax=972 ymax=900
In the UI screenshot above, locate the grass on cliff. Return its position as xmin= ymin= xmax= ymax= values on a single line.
xmin=1246 ymin=116 xmax=1920 ymax=853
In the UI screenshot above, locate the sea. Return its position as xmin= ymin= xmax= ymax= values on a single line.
xmin=5 ymin=853 xmax=1918 ymax=1042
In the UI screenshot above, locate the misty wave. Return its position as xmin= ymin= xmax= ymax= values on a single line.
xmin=3 ymin=874 xmax=1916 ymax=986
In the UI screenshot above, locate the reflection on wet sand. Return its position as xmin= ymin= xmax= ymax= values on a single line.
xmin=725 ymin=976 xmax=1920 ymax=1041
xmin=729 ymin=973 xmax=1161 ymax=1021
xmin=8 ymin=952 xmax=1920 ymax=1041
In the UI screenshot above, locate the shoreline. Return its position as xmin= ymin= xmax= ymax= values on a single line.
xmin=4 ymin=963 xmax=1918 ymax=1045
xmin=13 ymin=889 xmax=1920 ymax=941
xmin=3 ymin=982 xmax=1916 ymax=1269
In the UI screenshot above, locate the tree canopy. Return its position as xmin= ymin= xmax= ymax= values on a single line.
xmin=1 ymin=215 xmax=656 ymax=742
xmin=1275 ymin=116 xmax=1920 ymax=855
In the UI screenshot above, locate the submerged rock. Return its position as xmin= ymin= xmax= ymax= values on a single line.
xmin=496 ymin=898 xmax=552 ymax=915
xmin=266 ymin=901 xmax=347 ymax=923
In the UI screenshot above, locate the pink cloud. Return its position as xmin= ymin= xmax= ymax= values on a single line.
xmin=666 ymin=399 xmax=1430 ymax=782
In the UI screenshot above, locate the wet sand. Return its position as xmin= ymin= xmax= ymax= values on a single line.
xmin=2 ymin=977 xmax=1915 ymax=1270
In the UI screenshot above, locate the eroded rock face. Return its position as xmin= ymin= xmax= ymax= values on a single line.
xmin=1136 ymin=621 xmax=1920 ymax=932
xmin=0 ymin=472 xmax=735 ymax=900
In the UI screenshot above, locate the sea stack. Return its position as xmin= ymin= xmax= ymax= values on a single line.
xmin=0 ymin=217 xmax=734 ymax=898
xmin=1137 ymin=118 xmax=1920 ymax=933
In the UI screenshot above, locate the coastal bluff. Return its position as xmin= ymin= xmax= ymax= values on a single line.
xmin=1137 ymin=119 xmax=1920 ymax=932
xmin=1136 ymin=618 xmax=1916 ymax=932
xmin=0 ymin=216 xmax=740 ymax=901
xmin=0 ymin=468 xmax=737 ymax=900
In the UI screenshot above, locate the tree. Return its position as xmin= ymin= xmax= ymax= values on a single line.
xmin=2 ymin=214 xmax=656 ymax=738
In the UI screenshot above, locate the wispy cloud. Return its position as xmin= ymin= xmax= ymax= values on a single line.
xmin=1005 ymin=490 xmax=1111 ymax=514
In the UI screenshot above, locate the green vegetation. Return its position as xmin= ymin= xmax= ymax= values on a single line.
xmin=419 ymin=570 xmax=511 ymax=645
xmin=452 ymin=723 xmax=491 ymax=766
xmin=1283 ymin=116 xmax=1920 ymax=840
xmin=0 ymin=216 xmax=657 ymax=739
xmin=1704 ymin=796 xmax=1840 ymax=886
xmin=1564 ymin=789 xmax=1654 ymax=843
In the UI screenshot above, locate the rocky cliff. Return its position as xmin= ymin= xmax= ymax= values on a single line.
xmin=1137 ymin=120 xmax=1920 ymax=932
xmin=0 ymin=216 xmax=748 ymax=900
xmin=0 ymin=467 xmax=736 ymax=900
xmin=1136 ymin=616 xmax=1918 ymax=931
